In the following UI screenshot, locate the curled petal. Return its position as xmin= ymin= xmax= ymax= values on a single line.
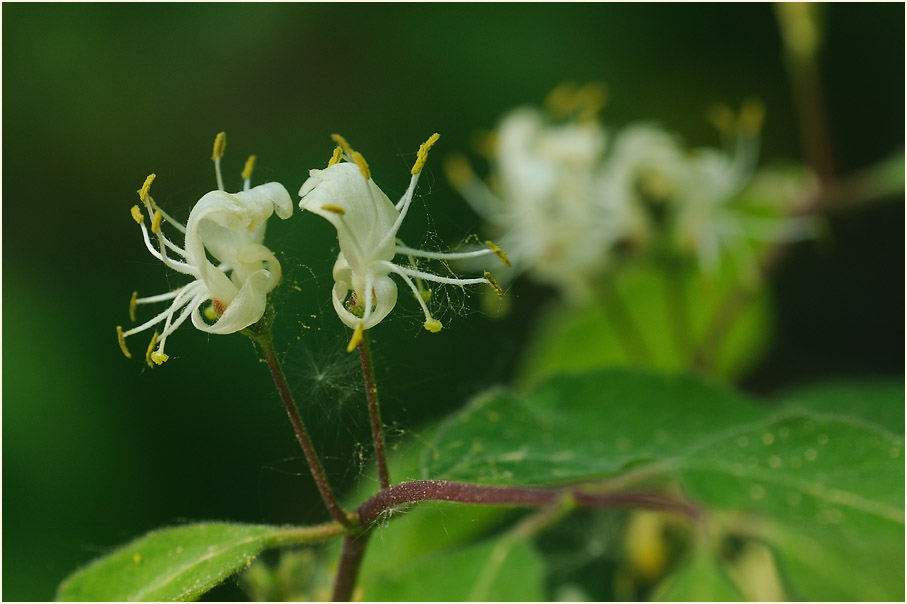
xmin=191 ymin=269 xmax=272 ymax=335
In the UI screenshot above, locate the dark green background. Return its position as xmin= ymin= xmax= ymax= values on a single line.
xmin=3 ymin=4 xmax=903 ymax=600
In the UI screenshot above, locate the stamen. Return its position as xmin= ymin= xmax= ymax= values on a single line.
xmin=322 ymin=204 xmax=346 ymax=215
xmin=575 ymin=82 xmax=609 ymax=122
xmin=129 ymin=291 xmax=138 ymax=322
xmin=385 ymin=262 xmax=489 ymax=287
xmin=395 ymin=244 xmax=494 ymax=262
xmin=485 ymin=240 xmax=511 ymax=267
xmin=151 ymin=210 xmax=163 ymax=234
xmin=362 ymin=272 xmax=374 ymax=325
xmin=544 ymin=82 xmax=579 ymax=119
xmin=331 ymin=133 xmax=354 ymax=155
xmin=443 ymin=153 xmax=475 ymax=187
xmin=352 ymin=151 xmax=371 ymax=180
xmin=424 ymin=318 xmax=443 ymax=333
xmin=411 ymin=133 xmax=441 ymax=175
xmin=708 ymin=104 xmax=736 ymax=134
xmin=145 ymin=331 xmax=159 ymax=367
xmin=242 ymin=154 xmax=257 ymax=181
xmin=135 ymin=290 xmax=181 ymax=304
xmin=211 ymin=132 xmax=227 ymax=160
xmin=212 ymin=131 xmax=226 ymax=191
xmin=739 ymin=99 xmax=766 ymax=135
xmin=388 ymin=264 xmax=439 ymax=328
xmin=131 ymin=205 xmax=144 ymax=224
xmin=328 ymin=146 xmax=343 ymax=167
xmin=347 ymin=322 xmax=364 ymax=353
xmin=484 ymin=271 xmax=504 ymax=298
xmin=137 ymin=174 xmax=156 ymax=203
xmin=116 ymin=326 xmax=132 ymax=358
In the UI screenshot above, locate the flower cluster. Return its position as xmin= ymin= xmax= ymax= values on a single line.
xmin=117 ymin=132 xmax=507 ymax=362
xmin=117 ymin=133 xmax=292 ymax=366
xmin=445 ymin=83 xmax=817 ymax=300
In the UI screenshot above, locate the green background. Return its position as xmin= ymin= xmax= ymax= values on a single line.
xmin=3 ymin=4 xmax=903 ymax=600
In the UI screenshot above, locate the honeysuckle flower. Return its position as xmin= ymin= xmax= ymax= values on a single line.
xmin=671 ymin=101 xmax=818 ymax=280
xmin=298 ymin=133 xmax=507 ymax=351
xmin=445 ymin=83 xmax=629 ymax=300
xmin=116 ymin=132 xmax=292 ymax=366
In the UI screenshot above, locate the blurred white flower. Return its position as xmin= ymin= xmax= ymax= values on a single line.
xmin=117 ymin=133 xmax=292 ymax=366
xmin=672 ymin=101 xmax=818 ymax=280
xmin=446 ymin=83 xmax=626 ymax=300
xmin=299 ymin=134 xmax=505 ymax=351
xmin=448 ymin=88 xmax=818 ymax=299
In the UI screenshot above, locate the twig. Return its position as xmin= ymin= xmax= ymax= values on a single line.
xmin=244 ymin=308 xmax=353 ymax=529
xmin=357 ymin=333 xmax=390 ymax=490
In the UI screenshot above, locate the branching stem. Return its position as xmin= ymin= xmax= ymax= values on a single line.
xmin=244 ymin=309 xmax=353 ymax=529
xmin=318 ymin=476 xmax=697 ymax=599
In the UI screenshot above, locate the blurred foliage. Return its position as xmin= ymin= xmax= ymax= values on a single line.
xmin=2 ymin=3 xmax=903 ymax=601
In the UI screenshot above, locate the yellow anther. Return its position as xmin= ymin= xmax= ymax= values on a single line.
xmin=739 ymin=99 xmax=766 ymax=135
xmin=545 ymin=81 xmax=580 ymax=119
xmin=707 ymin=103 xmax=736 ymax=134
xmin=129 ymin=291 xmax=138 ymax=322
xmin=351 ymin=151 xmax=371 ymax=180
xmin=346 ymin=322 xmax=364 ymax=353
xmin=443 ymin=154 xmax=475 ymax=187
xmin=321 ymin=204 xmax=346 ymax=215
xmin=145 ymin=331 xmax=159 ymax=367
xmin=484 ymin=271 xmax=504 ymax=299
xmin=485 ymin=240 xmax=511 ymax=267
xmin=472 ymin=130 xmax=498 ymax=158
xmin=150 ymin=351 xmax=169 ymax=366
xmin=411 ymin=133 xmax=441 ymax=175
xmin=423 ymin=318 xmax=443 ymax=333
xmin=151 ymin=210 xmax=163 ymax=234
xmin=212 ymin=131 xmax=226 ymax=160
xmin=137 ymin=173 xmax=156 ymax=203
xmin=575 ymin=82 xmax=609 ymax=121
xmin=203 ymin=304 xmax=217 ymax=321
xmin=331 ymin=133 xmax=354 ymax=154
xmin=116 ymin=326 xmax=132 ymax=359
xmin=242 ymin=155 xmax=257 ymax=181
xmin=130 ymin=205 xmax=144 ymax=225
xmin=328 ymin=145 xmax=343 ymax=167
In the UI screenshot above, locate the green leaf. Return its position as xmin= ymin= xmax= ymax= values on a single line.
xmin=679 ymin=413 xmax=905 ymax=601
xmin=652 ymin=548 xmax=743 ymax=601
xmin=778 ymin=380 xmax=904 ymax=435
xmin=425 ymin=369 xmax=905 ymax=601
xmin=56 ymin=523 xmax=328 ymax=601
xmin=515 ymin=261 xmax=771 ymax=390
xmin=424 ymin=369 xmax=765 ymax=484
xmin=364 ymin=534 xmax=545 ymax=601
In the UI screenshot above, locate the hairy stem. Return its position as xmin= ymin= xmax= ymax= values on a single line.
xmin=332 ymin=532 xmax=372 ymax=602
xmin=356 ymin=480 xmax=699 ymax=526
xmin=358 ymin=333 xmax=391 ymax=490
xmin=318 ymin=476 xmax=698 ymax=599
xmin=245 ymin=311 xmax=353 ymax=529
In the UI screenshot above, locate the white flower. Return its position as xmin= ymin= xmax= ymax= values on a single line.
xmin=671 ymin=101 xmax=817 ymax=279
xmin=117 ymin=132 xmax=292 ymax=366
xmin=298 ymin=134 xmax=506 ymax=351
xmin=445 ymin=85 xmax=627 ymax=300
